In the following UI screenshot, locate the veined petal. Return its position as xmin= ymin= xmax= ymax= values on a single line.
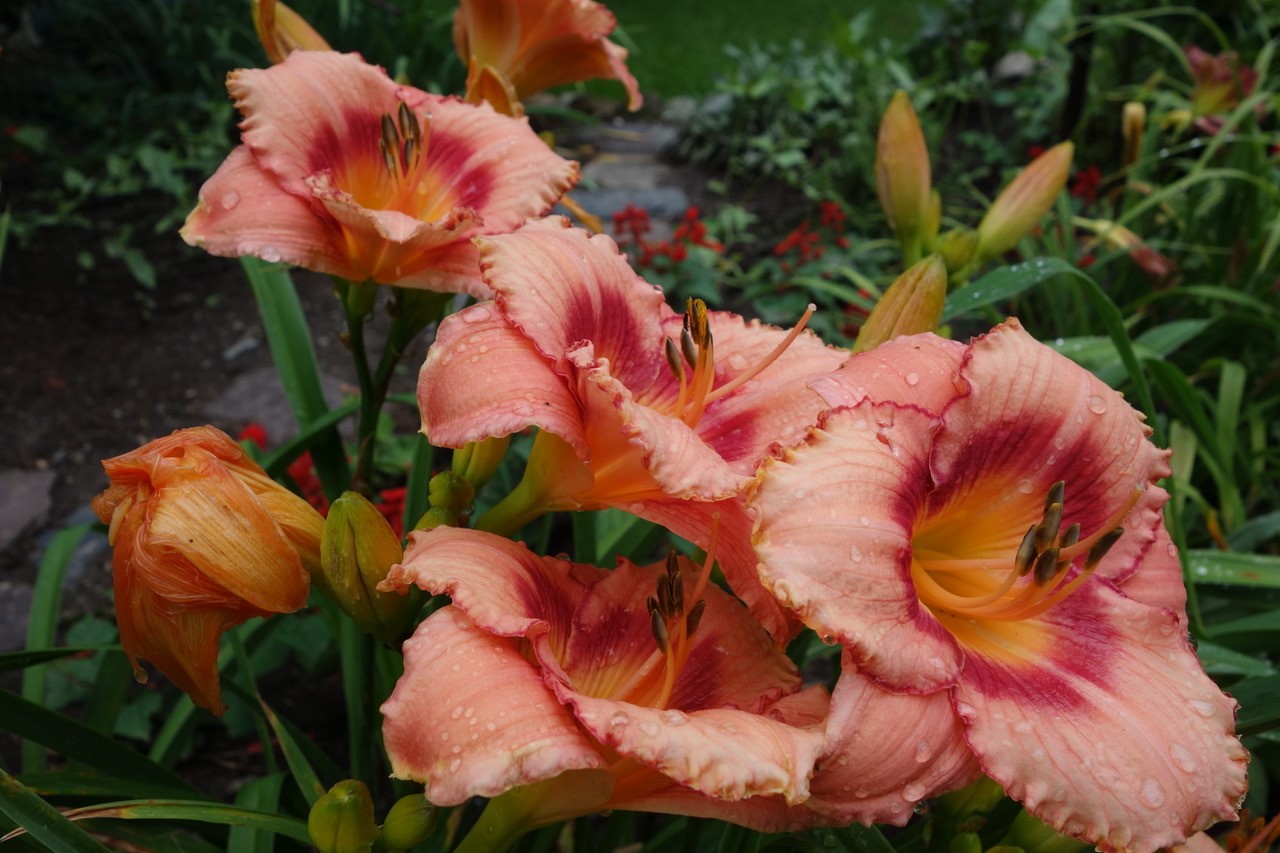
xmin=808 ymin=659 xmax=980 ymax=825
xmin=395 ymin=90 xmax=580 ymax=233
xmin=954 ymin=582 xmax=1247 ymax=853
xmin=515 ymin=32 xmax=642 ymax=110
xmin=926 ymin=319 xmax=1170 ymax=563
xmin=562 ymin=690 xmax=825 ymax=805
xmin=383 ymin=527 xmax=597 ymax=651
xmin=381 ymin=606 xmax=605 ymax=804
xmin=1112 ymin=522 xmax=1188 ymax=627
xmin=750 ymin=402 xmax=964 ymax=689
xmin=810 ymin=333 xmax=966 ymax=415
xmin=181 ymin=146 xmax=361 ymax=279
xmin=146 ymin=454 xmax=309 ymax=613
xmin=418 ymin=301 xmax=588 ymax=455
xmin=631 ymin=497 xmax=800 ymax=644
xmin=229 ymin=51 xmax=404 ymax=197
xmin=691 ymin=312 xmax=846 ymax=474
xmin=478 ymin=217 xmax=673 ymax=390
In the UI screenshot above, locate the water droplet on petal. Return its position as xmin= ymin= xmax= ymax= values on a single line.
xmin=902 ymin=782 xmax=926 ymax=801
xmin=905 ymin=371 xmax=920 ymax=386
xmin=1017 ymin=478 xmax=1035 ymax=494
xmin=260 ymin=246 xmax=282 ymax=263
xmin=449 ymin=757 xmax=462 ymax=772
xmin=450 ymin=706 xmax=464 ymax=719
xmin=661 ymin=709 xmax=689 ymax=726
xmin=913 ymin=740 xmax=930 ymax=763
xmin=1140 ymin=777 xmax=1165 ymax=807
xmin=639 ymin=721 xmax=660 ymax=737
xmin=848 ymin=545 xmax=863 ymax=563
xmin=609 ymin=711 xmax=630 ymax=728
xmin=1086 ymin=395 xmax=1108 ymax=414
xmin=460 ymin=305 xmax=491 ymax=323
xmin=1189 ymin=699 xmax=1216 ymax=718
xmin=219 ymin=191 xmax=240 ymax=210
xmin=1170 ymin=744 xmax=1197 ymax=773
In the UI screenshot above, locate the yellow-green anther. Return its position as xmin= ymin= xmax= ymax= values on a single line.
xmin=668 ymin=573 xmax=683 ymax=616
xmin=852 ymin=254 xmax=947 ymax=354
xmin=1045 ymin=480 xmax=1065 ymax=512
xmin=650 ymin=605 xmax=669 ymax=653
xmin=428 ymin=470 xmax=475 ymax=516
xmin=452 ymin=436 xmax=510 ymax=491
xmin=656 ymin=575 xmax=674 ymax=619
xmin=322 ymin=492 xmax=409 ymax=643
xmin=398 ymin=101 xmax=419 ymax=148
xmin=664 ymin=337 xmax=686 ymax=382
xmin=1086 ymin=528 xmax=1125 ymax=570
xmin=1060 ymin=523 xmax=1081 ymax=551
xmin=1035 ymin=502 xmax=1063 ymax=551
xmin=680 ymin=327 xmax=698 ymax=367
xmin=378 ymin=794 xmax=439 ymax=851
xmin=686 ymin=297 xmax=709 ymax=345
xmin=308 ymin=780 xmax=378 ymax=853
xmin=1032 ymin=547 xmax=1061 ymax=586
xmin=686 ymin=599 xmax=706 ymax=636
xmin=1014 ymin=524 xmax=1039 ymax=576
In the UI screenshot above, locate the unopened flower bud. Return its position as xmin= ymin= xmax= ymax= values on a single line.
xmin=308 ymin=780 xmax=378 ymax=853
xmin=1122 ymin=102 xmax=1146 ymax=170
xmin=413 ymin=505 xmax=460 ymax=532
xmin=876 ymin=90 xmax=932 ymax=264
xmin=853 ymin=255 xmax=947 ymax=354
xmin=253 ymin=0 xmax=331 ymax=65
xmin=428 ymin=471 xmax=475 ymax=517
xmin=452 ymin=436 xmax=510 ymax=491
xmin=932 ymin=228 xmax=978 ymax=274
xmin=321 ymin=492 xmax=410 ymax=643
xmin=949 ymin=833 xmax=984 ymax=853
xmin=975 ymin=142 xmax=1074 ymax=264
xmin=378 ymin=794 xmax=439 ymax=851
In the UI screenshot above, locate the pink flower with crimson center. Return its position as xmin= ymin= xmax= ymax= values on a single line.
xmin=418 ymin=217 xmax=846 ymax=640
xmin=379 ymin=526 xmax=830 ymax=836
xmin=181 ymin=51 xmax=578 ymax=295
xmin=748 ymin=320 xmax=1247 ymax=851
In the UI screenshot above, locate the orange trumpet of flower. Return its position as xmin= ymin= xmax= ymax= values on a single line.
xmin=92 ymin=426 xmax=324 ymax=714
xmin=454 ymin=0 xmax=642 ymax=116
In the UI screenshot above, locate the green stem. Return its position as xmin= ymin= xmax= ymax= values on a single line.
xmin=472 ymin=475 xmax=555 ymax=538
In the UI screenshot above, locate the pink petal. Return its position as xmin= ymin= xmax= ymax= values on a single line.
xmin=478 ymin=217 xmax=674 ymax=390
xmin=632 ymin=497 xmax=800 ymax=644
xmin=228 ymin=51 xmax=404 ymax=197
xmin=383 ymin=527 xmax=599 ymax=648
xmin=750 ymin=401 xmax=964 ymax=689
xmin=1113 ymin=521 xmax=1188 ymax=627
xmin=927 ymin=319 xmax=1170 ymax=567
xmin=418 ymin=302 xmax=589 ymax=455
xmin=808 ymin=659 xmax=980 ymax=825
xmin=181 ymin=146 xmax=360 ymax=278
xmin=381 ymin=606 xmax=605 ymax=804
xmin=560 ymin=687 xmax=826 ymax=806
xmin=555 ymin=557 xmax=802 ymax=712
xmin=954 ymin=582 xmax=1247 ymax=853
xmin=809 ymin=333 xmax=966 ymax=414
xmin=691 ymin=311 xmax=847 ymax=475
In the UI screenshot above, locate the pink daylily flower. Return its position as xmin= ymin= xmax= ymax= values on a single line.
xmin=1185 ymin=45 xmax=1262 ymax=135
xmin=749 ymin=321 xmax=1248 ymax=851
xmin=454 ymin=0 xmax=642 ymax=116
xmin=379 ymin=527 xmax=830 ymax=833
xmin=418 ymin=217 xmax=846 ymax=640
xmin=181 ymin=51 xmax=579 ymax=294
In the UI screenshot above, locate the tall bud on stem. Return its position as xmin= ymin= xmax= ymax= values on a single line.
xmin=321 ymin=492 xmax=413 ymax=644
xmin=853 ymin=255 xmax=947 ymax=354
xmin=1122 ymin=102 xmax=1146 ymax=172
xmin=974 ymin=142 xmax=1074 ymax=265
xmin=876 ymin=90 xmax=932 ymax=266
xmin=252 ymin=0 xmax=331 ymax=65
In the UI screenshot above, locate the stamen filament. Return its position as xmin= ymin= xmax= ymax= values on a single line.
xmin=1055 ymin=486 xmax=1143 ymax=562
xmin=700 ymin=303 xmax=817 ymax=407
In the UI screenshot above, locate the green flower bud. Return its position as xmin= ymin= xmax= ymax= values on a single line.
xmin=378 ymin=794 xmax=439 ymax=851
xmin=948 ymin=832 xmax=985 ymax=853
xmin=321 ymin=491 xmax=410 ymax=643
xmin=452 ymin=436 xmax=511 ymax=491
xmin=413 ymin=505 xmax=460 ymax=532
xmin=876 ymin=90 xmax=933 ymax=264
xmin=308 ymin=780 xmax=378 ymax=853
xmin=975 ymin=142 xmax=1073 ymax=264
xmin=428 ymin=471 xmax=475 ymax=517
xmin=931 ymin=228 xmax=978 ymax=274
xmin=853 ymin=255 xmax=947 ymax=354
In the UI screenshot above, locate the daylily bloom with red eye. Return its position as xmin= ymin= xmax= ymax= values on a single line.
xmin=181 ymin=51 xmax=579 ymax=295
xmin=454 ymin=0 xmax=642 ymax=117
xmin=92 ymin=426 xmax=324 ymax=714
xmin=379 ymin=527 xmax=831 ymax=848
xmin=417 ymin=217 xmax=846 ymax=640
xmin=749 ymin=321 xmax=1248 ymax=851
xmin=1185 ymin=45 xmax=1262 ymax=135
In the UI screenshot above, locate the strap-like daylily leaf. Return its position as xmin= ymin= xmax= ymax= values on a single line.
xmin=0 ymin=768 xmax=110 ymax=852
xmin=1186 ymin=550 xmax=1280 ymax=589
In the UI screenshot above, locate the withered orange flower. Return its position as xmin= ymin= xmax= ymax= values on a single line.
xmin=93 ymin=426 xmax=324 ymax=714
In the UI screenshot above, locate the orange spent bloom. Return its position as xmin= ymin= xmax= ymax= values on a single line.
xmin=93 ymin=426 xmax=323 ymax=714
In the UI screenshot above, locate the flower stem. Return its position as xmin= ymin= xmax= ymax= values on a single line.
xmin=472 ymin=475 xmax=554 ymax=538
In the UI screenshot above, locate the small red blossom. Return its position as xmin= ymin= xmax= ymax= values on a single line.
xmin=238 ymin=422 xmax=269 ymax=450
xmin=820 ymin=200 xmax=847 ymax=229
xmin=378 ymin=486 xmax=408 ymax=538
xmin=287 ymin=452 xmax=329 ymax=514
xmin=1027 ymin=144 xmax=1046 ymax=160
xmin=1070 ymin=164 xmax=1102 ymax=204
xmin=1078 ymin=253 xmax=1097 ymax=269
xmin=614 ymin=204 xmax=720 ymax=269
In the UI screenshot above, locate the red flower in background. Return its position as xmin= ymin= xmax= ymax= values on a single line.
xmin=1070 ymin=164 xmax=1102 ymax=204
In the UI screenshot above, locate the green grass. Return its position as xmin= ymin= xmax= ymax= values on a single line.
xmin=606 ymin=0 xmax=928 ymax=97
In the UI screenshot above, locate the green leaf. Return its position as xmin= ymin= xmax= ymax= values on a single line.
xmin=228 ymin=774 xmax=286 ymax=853
xmin=1231 ymin=674 xmax=1280 ymax=735
xmin=243 ymin=257 xmax=349 ymax=498
xmin=0 ymin=690 xmax=201 ymax=800
xmin=0 ymin=768 xmax=110 ymax=852
xmin=60 ymin=800 xmax=310 ymax=844
xmin=1227 ymin=512 xmax=1280 ymax=552
xmin=941 ymin=259 xmax=1065 ymax=323
xmin=1196 ymin=641 xmax=1276 ymax=677
xmin=0 ymin=648 xmax=119 ymax=673
xmin=1186 ymin=550 xmax=1280 ymax=589
xmin=23 ymin=524 xmax=93 ymax=772
xmin=257 ymin=698 xmax=331 ymax=806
